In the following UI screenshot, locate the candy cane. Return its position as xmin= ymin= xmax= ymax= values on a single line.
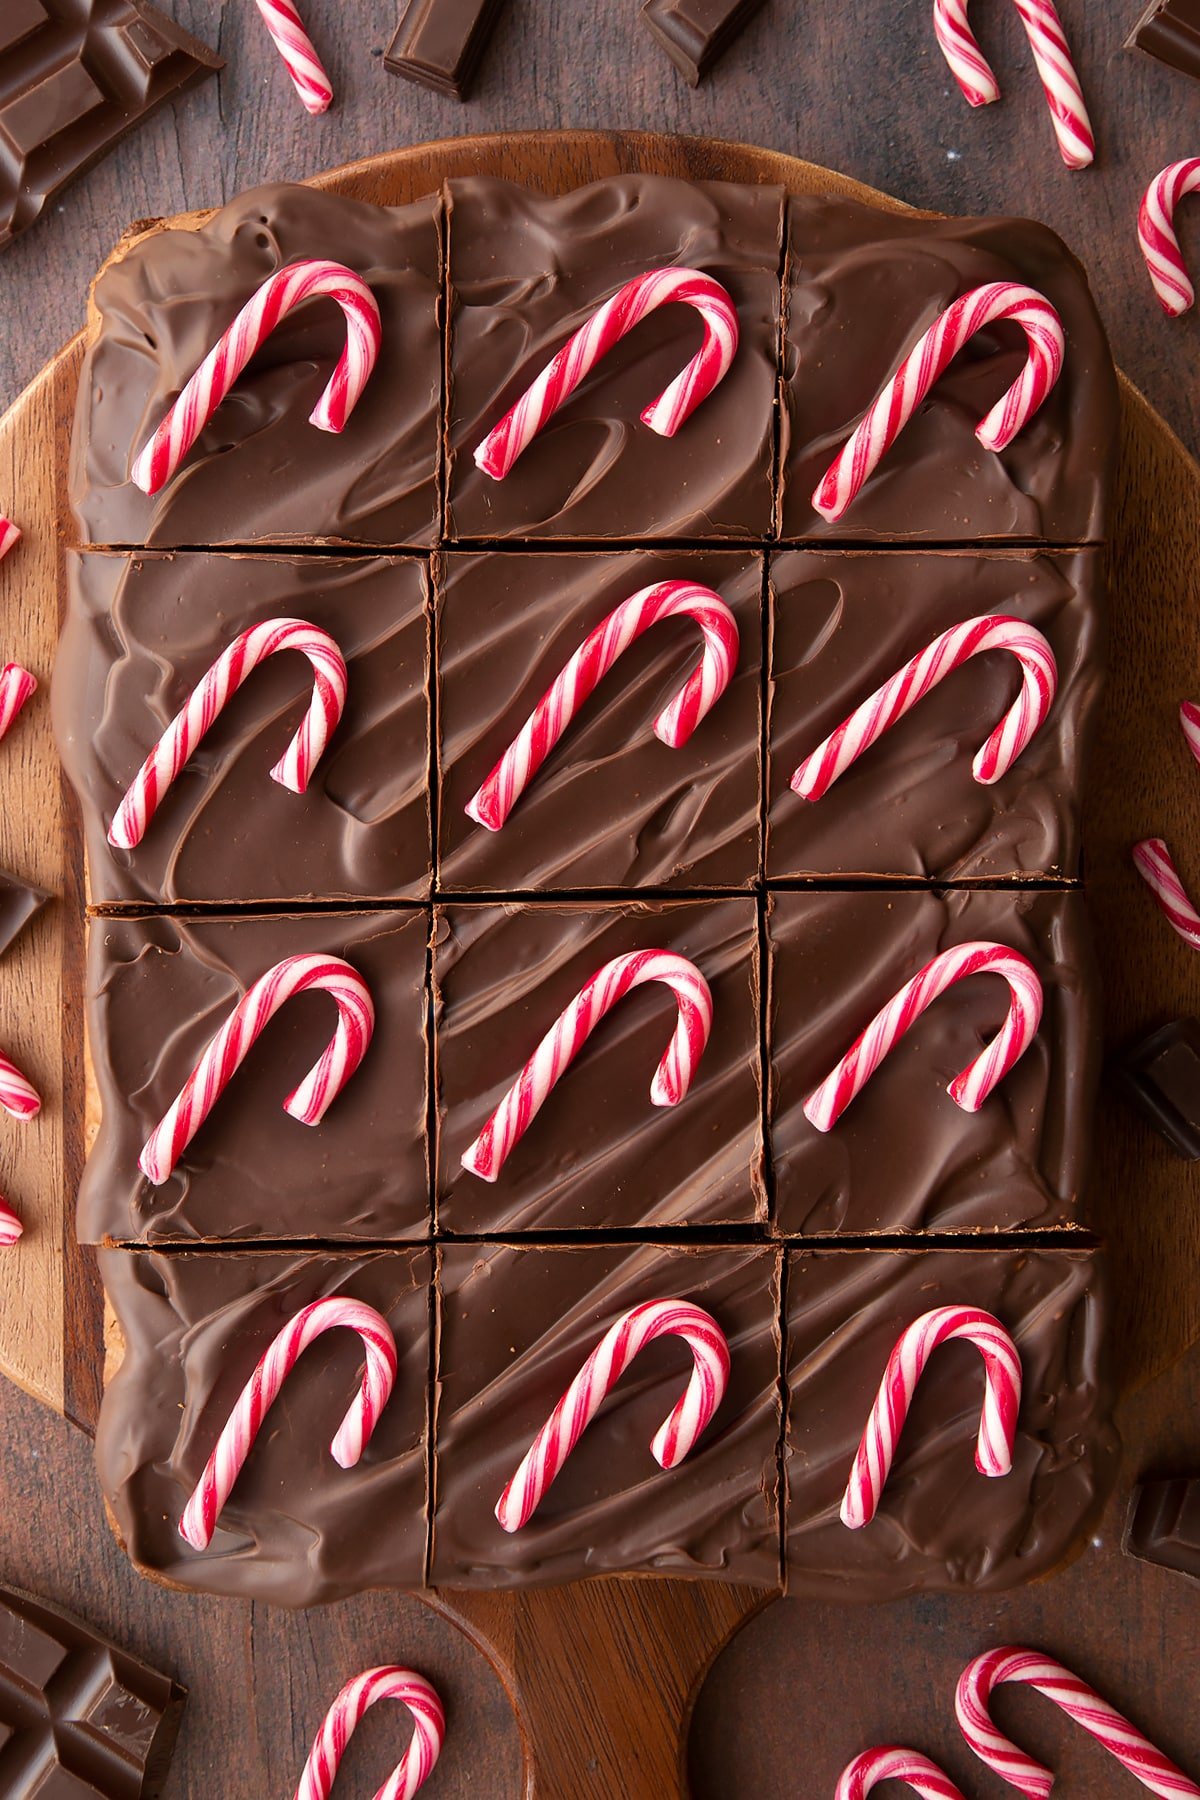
xmin=294 ymin=1667 xmax=445 ymax=1800
xmin=841 ymin=1306 xmax=1023 ymax=1530
xmin=1181 ymin=699 xmax=1200 ymax=766
xmin=0 ymin=1051 xmax=40 ymax=1123
xmin=804 ymin=941 xmax=1043 ymax=1133
xmin=0 ymin=1202 xmax=22 ymax=1247
xmin=108 ymin=618 xmax=348 ymax=850
xmin=812 ymin=282 xmax=1065 ymax=523
xmin=0 ymin=663 xmax=36 ymax=743
xmin=956 ymin=1647 xmax=1200 ymax=1798
xmin=496 ymin=1298 xmax=729 ymax=1532
xmin=791 ymin=616 xmax=1057 ymax=801
xmin=933 ymin=0 xmax=1094 ymax=169
xmin=474 ymin=268 xmax=739 ymax=480
xmin=836 ymin=1746 xmax=967 ymax=1799
xmin=1139 ymin=161 xmax=1200 ymax=316
xmin=461 ymin=950 xmax=712 ymax=1182
xmin=254 ymin=0 xmax=333 ymax=115
xmin=179 ymin=1297 xmax=396 ymax=1551
xmin=466 ymin=580 xmax=740 ymax=831
xmin=1133 ymin=839 xmax=1200 ymax=952
xmin=0 ymin=517 xmax=19 ymax=561
xmin=131 ymin=260 xmax=382 ymax=495
xmin=139 ymin=953 xmax=374 ymax=1185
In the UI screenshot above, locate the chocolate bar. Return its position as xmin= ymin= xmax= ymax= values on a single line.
xmin=0 ymin=868 xmax=49 ymax=957
xmin=1120 ymin=1018 xmax=1200 ymax=1160
xmin=640 ymin=0 xmax=767 ymax=84
xmin=385 ymin=0 xmax=509 ymax=98
xmin=1127 ymin=0 xmax=1200 ymax=80
xmin=1126 ymin=1477 xmax=1200 ymax=1580
xmin=0 ymin=0 xmax=220 ymax=252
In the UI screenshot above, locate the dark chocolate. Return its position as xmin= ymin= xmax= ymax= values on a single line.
xmin=1120 ymin=1018 xmax=1200 ymax=1161
xmin=640 ymin=0 xmax=767 ymax=84
xmin=768 ymin=888 xmax=1099 ymax=1233
xmin=1126 ymin=0 xmax=1200 ymax=79
xmin=1126 ymin=1477 xmax=1200 ymax=1580
xmin=54 ymin=552 xmax=431 ymax=907
xmin=385 ymin=0 xmax=509 ymax=97
xmin=0 ymin=868 xmax=50 ymax=957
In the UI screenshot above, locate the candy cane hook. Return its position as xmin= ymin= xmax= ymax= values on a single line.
xmin=474 ymin=267 xmax=740 ymax=480
xmin=841 ymin=1306 xmax=1023 ymax=1530
xmin=0 ymin=518 xmax=20 ymax=561
xmin=813 ymin=282 xmax=1065 ymax=523
xmin=496 ymin=1298 xmax=730 ymax=1532
xmin=933 ymin=0 xmax=1095 ymax=169
xmin=804 ymin=941 xmax=1043 ymax=1133
xmin=0 ymin=1049 xmax=41 ymax=1248
xmin=956 ymin=1646 xmax=1200 ymax=1798
xmin=461 ymin=950 xmax=713 ymax=1182
xmin=791 ymin=616 xmax=1057 ymax=801
xmin=466 ymin=580 xmax=740 ymax=831
xmin=254 ymin=0 xmax=333 ymax=115
xmin=294 ymin=1667 xmax=445 ymax=1800
xmin=0 ymin=663 xmax=36 ymax=744
xmin=131 ymin=260 xmax=382 ymax=495
xmin=140 ymin=953 xmax=375 ymax=1184
xmin=1133 ymin=703 xmax=1200 ymax=952
xmin=108 ymin=618 xmax=348 ymax=850
xmin=835 ymin=1746 xmax=968 ymax=1799
xmin=1139 ymin=161 xmax=1200 ymax=316
xmin=179 ymin=1297 xmax=397 ymax=1551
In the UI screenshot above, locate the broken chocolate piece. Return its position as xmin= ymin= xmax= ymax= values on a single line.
xmin=385 ymin=0 xmax=509 ymax=98
xmin=1126 ymin=1477 xmax=1200 ymax=1580
xmin=0 ymin=868 xmax=49 ymax=957
xmin=1120 ymin=1018 xmax=1200 ymax=1161
xmin=1127 ymin=0 xmax=1200 ymax=81
xmin=640 ymin=0 xmax=767 ymax=84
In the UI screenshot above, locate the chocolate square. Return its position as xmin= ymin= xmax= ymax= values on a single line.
xmin=766 ymin=548 xmax=1104 ymax=880
xmin=1120 ymin=1018 xmax=1200 ymax=1161
xmin=1126 ymin=1477 xmax=1200 ymax=1580
xmin=768 ymin=887 xmax=1098 ymax=1233
xmin=95 ymin=1248 xmax=431 ymax=1606
xmin=1127 ymin=0 xmax=1200 ymax=81
xmin=445 ymin=175 xmax=784 ymax=541
xmin=640 ymin=0 xmax=768 ymax=84
xmin=78 ymin=910 xmax=430 ymax=1245
xmin=431 ymin=1241 xmax=782 ymax=1587
xmin=55 ymin=552 xmax=431 ymax=906
xmin=0 ymin=869 xmax=50 ymax=957
xmin=436 ymin=550 xmax=763 ymax=892
xmin=434 ymin=900 xmax=765 ymax=1231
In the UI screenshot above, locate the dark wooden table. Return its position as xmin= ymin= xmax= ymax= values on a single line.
xmin=1 ymin=4 xmax=1199 ymax=1797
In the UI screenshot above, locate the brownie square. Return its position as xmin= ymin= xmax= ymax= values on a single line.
xmin=779 ymin=196 xmax=1116 ymax=542
xmin=431 ymin=1241 xmax=782 ymax=1587
xmin=96 ymin=1248 xmax=431 ymax=1605
xmin=436 ymin=549 xmax=763 ymax=892
xmin=434 ymin=900 xmax=765 ymax=1232
xmin=79 ymin=910 xmax=430 ymax=1245
xmin=445 ymin=175 xmax=784 ymax=541
xmin=766 ymin=548 xmax=1104 ymax=881
xmin=70 ymin=185 xmax=443 ymax=549
xmin=768 ymin=888 xmax=1098 ymax=1234
xmin=55 ymin=552 xmax=431 ymax=907
xmin=784 ymin=1248 xmax=1118 ymax=1598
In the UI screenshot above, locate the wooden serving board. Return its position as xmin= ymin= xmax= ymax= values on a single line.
xmin=0 ymin=132 xmax=1196 ymax=1797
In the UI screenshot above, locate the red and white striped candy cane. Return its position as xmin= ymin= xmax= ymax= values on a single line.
xmin=841 ymin=1306 xmax=1023 ymax=1531
xmin=466 ymin=580 xmax=740 ymax=832
xmin=0 ymin=1202 xmax=22 ymax=1247
xmin=836 ymin=1746 xmax=967 ymax=1799
xmin=812 ymin=282 xmax=1065 ymax=523
xmin=791 ymin=615 xmax=1057 ymax=801
xmin=0 ymin=663 xmax=36 ymax=743
xmin=1181 ymin=699 xmax=1200 ymax=766
xmin=474 ymin=267 xmax=740 ymax=481
xmin=108 ymin=617 xmax=348 ymax=850
xmin=1139 ymin=161 xmax=1200 ymax=316
xmin=139 ymin=953 xmax=374 ymax=1185
xmin=933 ymin=0 xmax=1094 ymax=169
xmin=804 ymin=941 xmax=1043 ymax=1133
xmin=131 ymin=260 xmax=382 ymax=496
xmin=179 ymin=1297 xmax=397 ymax=1551
xmin=254 ymin=0 xmax=333 ymax=115
xmin=0 ymin=1050 xmax=40 ymax=1123
xmin=461 ymin=950 xmax=713 ymax=1182
xmin=496 ymin=1298 xmax=729 ymax=1532
xmin=0 ymin=517 xmax=19 ymax=561
xmin=294 ymin=1667 xmax=445 ymax=1800
xmin=1133 ymin=839 xmax=1200 ymax=952
xmin=956 ymin=1646 xmax=1200 ymax=1798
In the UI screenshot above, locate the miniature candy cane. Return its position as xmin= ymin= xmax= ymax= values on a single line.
xmin=956 ymin=1646 xmax=1200 ymax=1798
xmin=131 ymin=260 xmax=382 ymax=495
xmin=812 ymin=282 xmax=1065 ymax=523
xmin=835 ymin=1746 xmax=967 ymax=1800
xmin=496 ymin=1298 xmax=729 ymax=1532
xmin=0 ymin=663 xmax=36 ymax=743
xmin=0 ymin=1202 xmax=22 ymax=1247
xmin=107 ymin=618 xmax=348 ymax=850
xmin=841 ymin=1306 xmax=1023 ymax=1531
xmin=1139 ymin=161 xmax=1200 ymax=316
xmin=254 ymin=0 xmax=333 ymax=115
xmin=0 ymin=517 xmax=19 ymax=561
xmin=295 ymin=1666 xmax=445 ymax=1800
xmin=933 ymin=0 xmax=1094 ymax=169
xmin=139 ymin=953 xmax=374 ymax=1185
xmin=1133 ymin=839 xmax=1200 ymax=952
xmin=461 ymin=950 xmax=712 ymax=1182
xmin=466 ymin=580 xmax=740 ymax=831
xmin=474 ymin=267 xmax=739 ymax=480
xmin=791 ymin=615 xmax=1057 ymax=801
xmin=179 ymin=1297 xmax=396 ymax=1551
xmin=804 ymin=941 xmax=1043 ymax=1133
xmin=0 ymin=1051 xmax=40 ymax=1123
xmin=1181 ymin=699 xmax=1200 ymax=765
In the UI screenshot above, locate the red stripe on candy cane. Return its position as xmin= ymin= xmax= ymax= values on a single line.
xmin=294 ymin=1667 xmax=445 ymax=1800
xmin=0 ymin=518 xmax=20 ymax=561
xmin=0 ymin=663 xmax=36 ymax=743
xmin=254 ymin=0 xmax=333 ymax=114
xmin=1139 ymin=161 xmax=1200 ymax=316
xmin=932 ymin=0 xmax=1094 ymax=168
xmin=1133 ymin=702 xmax=1200 ymax=952
xmin=835 ymin=1746 xmax=967 ymax=1799
xmin=0 ymin=1049 xmax=40 ymax=1248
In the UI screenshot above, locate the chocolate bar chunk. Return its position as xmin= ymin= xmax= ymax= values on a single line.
xmin=0 ymin=1583 xmax=184 ymax=1796
xmin=1121 ymin=1019 xmax=1200 ymax=1160
xmin=0 ymin=0 xmax=220 ymax=251
xmin=641 ymin=0 xmax=767 ymax=84
xmin=1127 ymin=1477 xmax=1200 ymax=1580
xmin=0 ymin=868 xmax=49 ymax=957
xmin=1127 ymin=0 xmax=1200 ymax=80
xmin=385 ymin=0 xmax=509 ymax=98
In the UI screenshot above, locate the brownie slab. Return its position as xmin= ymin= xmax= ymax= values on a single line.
xmin=54 ymin=552 xmax=431 ymax=906
xmin=445 ymin=175 xmax=784 ymax=541
xmin=437 ymin=550 xmax=763 ymax=892
xmin=768 ymin=887 xmax=1098 ymax=1233
xmin=785 ymin=1248 xmax=1119 ymax=1598
xmin=79 ymin=910 xmax=430 ymax=1245
xmin=434 ymin=900 xmax=765 ymax=1232
xmin=431 ymin=1242 xmax=782 ymax=1587
xmin=96 ymin=1249 xmax=431 ymax=1606
xmin=766 ymin=548 xmax=1104 ymax=881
